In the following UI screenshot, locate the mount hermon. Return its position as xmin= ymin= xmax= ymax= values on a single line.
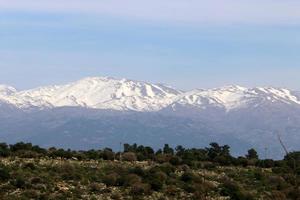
xmin=0 ymin=77 xmax=300 ymax=159
xmin=0 ymin=77 xmax=180 ymax=111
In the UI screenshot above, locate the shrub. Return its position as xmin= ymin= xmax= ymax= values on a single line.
xmin=122 ymin=152 xmax=137 ymax=162
xmin=23 ymin=162 xmax=36 ymax=170
xmin=30 ymin=177 xmax=43 ymax=184
xmin=103 ymin=173 xmax=119 ymax=186
xmin=89 ymin=183 xmax=105 ymax=192
xmin=181 ymin=172 xmax=195 ymax=182
xmin=17 ymin=150 xmax=40 ymax=158
xmin=193 ymin=182 xmax=216 ymax=198
xmin=287 ymin=188 xmax=300 ymax=199
xmin=202 ymin=161 xmax=216 ymax=169
xmin=148 ymin=177 xmax=164 ymax=191
xmin=257 ymin=159 xmax=275 ymax=168
xmin=130 ymin=183 xmax=151 ymax=195
xmin=178 ymin=164 xmax=190 ymax=172
xmin=147 ymin=171 xmax=167 ymax=191
xmin=22 ymin=189 xmax=40 ymax=199
xmin=156 ymin=163 xmax=175 ymax=175
xmin=220 ymin=179 xmax=254 ymax=200
xmin=155 ymin=154 xmax=170 ymax=163
xmin=169 ymin=156 xmax=182 ymax=166
xmin=11 ymin=176 xmax=26 ymax=189
xmin=129 ymin=166 xmax=146 ymax=177
xmin=0 ymin=143 xmax=10 ymax=157
xmin=123 ymin=174 xmax=142 ymax=186
xmin=268 ymin=191 xmax=287 ymax=200
xmin=0 ymin=167 xmax=10 ymax=181
xmin=102 ymin=149 xmax=115 ymax=161
xmin=165 ymin=185 xmax=179 ymax=196
xmin=234 ymin=157 xmax=249 ymax=167
xmin=183 ymin=184 xmax=196 ymax=193
xmin=111 ymin=192 xmax=122 ymax=200
xmin=58 ymin=163 xmax=82 ymax=181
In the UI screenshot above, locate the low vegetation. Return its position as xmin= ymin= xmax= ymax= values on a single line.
xmin=0 ymin=142 xmax=299 ymax=199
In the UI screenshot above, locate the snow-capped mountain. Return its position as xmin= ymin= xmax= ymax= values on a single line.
xmin=0 ymin=77 xmax=181 ymax=111
xmin=0 ymin=77 xmax=300 ymax=112
xmin=0 ymin=85 xmax=17 ymax=96
xmin=1 ymin=76 xmax=300 ymax=159
xmin=171 ymin=85 xmax=300 ymax=111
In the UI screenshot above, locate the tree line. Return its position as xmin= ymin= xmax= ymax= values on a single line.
xmin=0 ymin=142 xmax=299 ymax=169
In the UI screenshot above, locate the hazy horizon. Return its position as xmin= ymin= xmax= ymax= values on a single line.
xmin=1 ymin=1 xmax=300 ymax=90
xmin=1 ymin=75 xmax=300 ymax=92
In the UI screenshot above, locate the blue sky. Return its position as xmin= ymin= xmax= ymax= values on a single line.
xmin=0 ymin=0 xmax=300 ymax=90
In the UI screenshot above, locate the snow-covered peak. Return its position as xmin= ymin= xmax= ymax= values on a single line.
xmin=172 ymin=85 xmax=300 ymax=111
xmin=2 ymin=77 xmax=181 ymax=111
xmin=0 ymin=78 xmax=299 ymax=112
xmin=213 ymin=85 xmax=247 ymax=91
xmin=0 ymin=85 xmax=17 ymax=96
xmin=252 ymin=87 xmax=300 ymax=105
xmin=174 ymin=85 xmax=251 ymax=110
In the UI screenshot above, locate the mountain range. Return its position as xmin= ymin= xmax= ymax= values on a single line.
xmin=1 ymin=77 xmax=300 ymax=159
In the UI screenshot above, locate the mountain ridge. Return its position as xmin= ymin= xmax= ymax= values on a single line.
xmin=1 ymin=77 xmax=300 ymax=158
xmin=1 ymin=76 xmax=299 ymax=112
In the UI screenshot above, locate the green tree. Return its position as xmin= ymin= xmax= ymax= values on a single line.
xmin=246 ymin=148 xmax=259 ymax=160
xmin=0 ymin=143 xmax=10 ymax=157
xmin=163 ymin=144 xmax=174 ymax=155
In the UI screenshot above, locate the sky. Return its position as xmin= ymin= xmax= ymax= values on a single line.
xmin=0 ymin=0 xmax=300 ymax=91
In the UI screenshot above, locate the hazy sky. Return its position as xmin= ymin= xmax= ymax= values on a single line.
xmin=0 ymin=0 xmax=300 ymax=90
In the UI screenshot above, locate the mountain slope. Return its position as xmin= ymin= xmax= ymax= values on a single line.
xmin=0 ymin=85 xmax=17 ymax=96
xmin=0 ymin=77 xmax=181 ymax=111
xmin=0 ymin=77 xmax=300 ymax=159
xmin=1 ymin=77 xmax=300 ymax=112
xmin=170 ymin=85 xmax=300 ymax=112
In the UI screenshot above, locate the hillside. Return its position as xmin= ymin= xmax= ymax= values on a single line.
xmin=0 ymin=142 xmax=299 ymax=200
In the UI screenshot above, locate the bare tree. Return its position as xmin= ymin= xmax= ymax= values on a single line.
xmin=277 ymin=133 xmax=297 ymax=187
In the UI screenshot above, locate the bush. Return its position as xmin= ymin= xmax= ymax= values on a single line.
xmin=165 ymin=185 xmax=180 ymax=196
xmin=287 ymin=188 xmax=300 ymax=199
xmin=147 ymin=171 xmax=167 ymax=191
xmin=181 ymin=172 xmax=195 ymax=182
xmin=202 ymin=161 xmax=216 ymax=169
xmin=130 ymin=183 xmax=151 ymax=195
xmin=221 ymin=179 xmax=254 ymax=200
xmin=103 ymin=173 xmax=119 ymax=186
xmin=268 ymin=191 xmax=287 ymax=200
xmin=169 ymin=156 xmax=182 ymax=166
xmin=156 ymin=163 xmax=175 ymax=176
xmin=129 ymin=166 xmax=146 ymax=177
xmin=57 ymin=163 xmax=81 ymax=181
xmin=111 ymin=192 xmax=122 ymax=200
xmin=89 ymin=183 xmax=105 ymax=192
xmin=17 ymin=150 xmax=40 ymax=158
xmin=30 ymin=177 xmax=43 ymax=184
xmin=102 ymin=149 xmax=115 ymax=161
xmin=0 ymin=167 xmax=10 ymax=181
xmin=11 ymin=176 xmax=26 ymax=189
xmin=123 ymin=174 xmax=141 ymax=186
xmin=0 ymin=143 xmax=10 ymax=157
xmin=122 ymin=152 xmax=137 ymax=162
xmin=155 ymin=154 xmax=170 ymax=163
xmin=193 ymin=182 xmax=216 ymax=198
xmin=23 ymin=162 xmax=36 ymax=170
xmin=22 ymin=189 xmax=40 ymax=199
xmin=148 ymin=178 xmax=164 ymax=191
